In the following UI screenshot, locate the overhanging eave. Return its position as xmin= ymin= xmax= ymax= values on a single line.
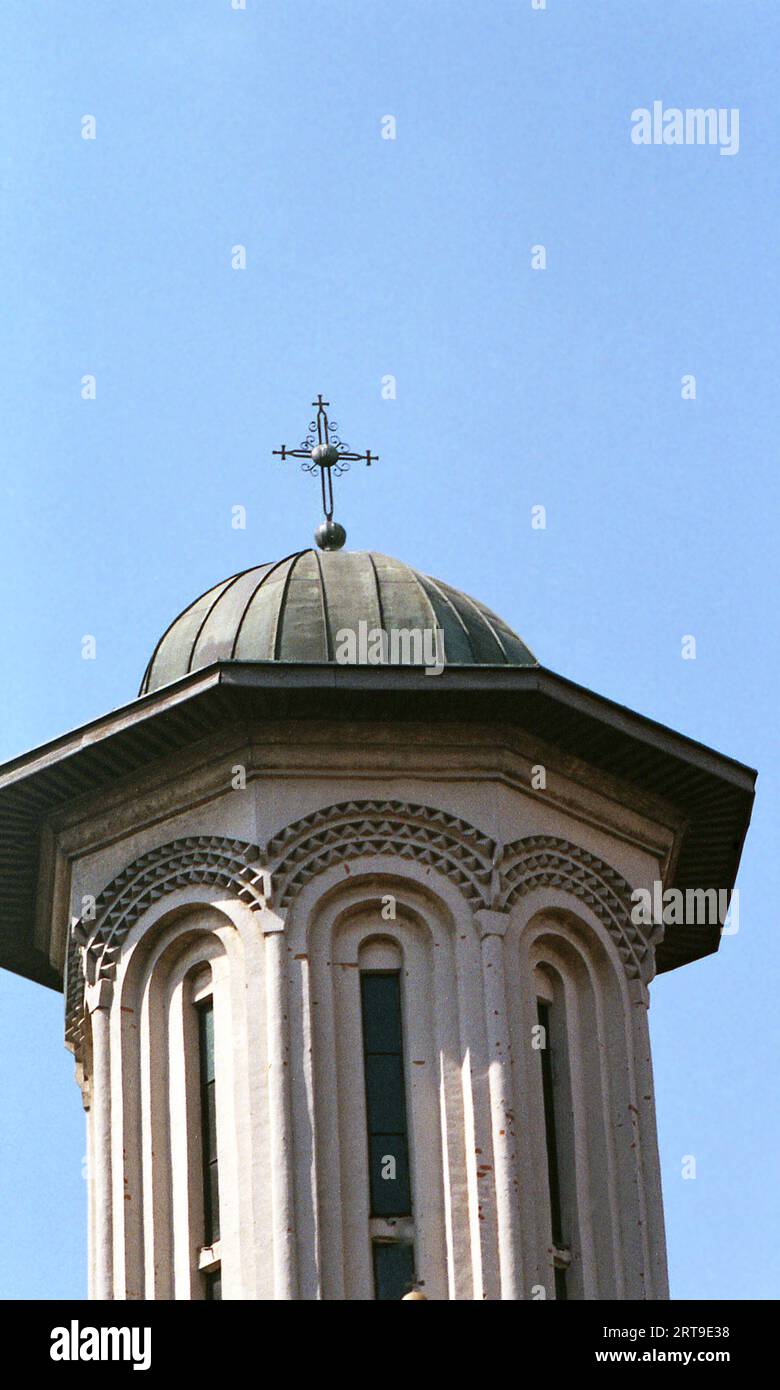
xmin=0 ymin=661 xmax=756 ymax=989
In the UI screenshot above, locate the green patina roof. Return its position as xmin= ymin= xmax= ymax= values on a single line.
xmin=140 ymin=550 xmax=537 ymax=695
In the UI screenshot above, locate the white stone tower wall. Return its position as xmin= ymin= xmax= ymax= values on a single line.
xmin=62 ymin=727 xmax=674 ymax=1300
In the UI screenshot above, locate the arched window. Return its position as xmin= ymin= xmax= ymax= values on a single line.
xmin=163 ymin=949 xmax=227 ymax=1300
xmin=509 ymin=906 xmax=662 ymax=1301
xmin=111 ymin=904 xmax=252 ymax=1300
xmin=289 ymin=881 xmax=454 ymax=1301
xmin=535 ymin=965 xmax=574 ymax=1300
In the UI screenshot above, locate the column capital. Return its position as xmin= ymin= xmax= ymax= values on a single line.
xmin=85 ymin=978 xmax=114 ymax=1013
xmin=262 ymin=905 xmax=288 ymax=936
xmin=475 ymin=908 xmax=509 ymax=940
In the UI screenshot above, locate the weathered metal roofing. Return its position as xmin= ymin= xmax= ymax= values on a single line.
xmin=140 ymin=551 xmax=537 ymax=694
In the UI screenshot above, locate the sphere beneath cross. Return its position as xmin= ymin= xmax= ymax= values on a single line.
xmin=315 ymin=518 xmax=347 ymax=551
xmin=311 ymin=443 xmax=340 ymax=468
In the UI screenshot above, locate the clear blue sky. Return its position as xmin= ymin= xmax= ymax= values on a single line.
xmin=0 ymin=0 xmax=776 ymax=1300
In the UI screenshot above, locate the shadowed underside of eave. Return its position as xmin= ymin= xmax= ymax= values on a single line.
xmin=0 ymin=664 xmax=756 ymax=991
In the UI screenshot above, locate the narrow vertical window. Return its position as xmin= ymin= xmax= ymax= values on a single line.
xmin=538 ymin=998 xmax=568 ymax=1301
xmin=372 ymin=1241 xmax=415 ymax=1302
xmin=361 ymin=971 xmax=411 ymax=1217
xmin=361 ymin=969 xmax=415 ymax=1298
xmin=197 ymin=998 xmax=220 ymax=1250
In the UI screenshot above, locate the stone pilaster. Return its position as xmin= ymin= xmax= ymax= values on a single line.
xmin=263 ymin=910 xmax=298 ymax=1299
xmin=475 ymin=909 xmax=523 ymax=1299
xmin=86 ymin=977 xmax=114 ymax=1301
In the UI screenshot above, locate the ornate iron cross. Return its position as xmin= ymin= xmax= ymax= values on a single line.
xmin=274 ymin=395 xmax=378 ymax=551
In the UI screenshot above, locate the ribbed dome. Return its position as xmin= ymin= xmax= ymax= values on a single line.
xmin=140 ymin=550 xmax=536 ymax=695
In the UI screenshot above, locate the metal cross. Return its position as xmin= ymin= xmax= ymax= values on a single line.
xmin=274 ymin=395 xmax=378 ymax=550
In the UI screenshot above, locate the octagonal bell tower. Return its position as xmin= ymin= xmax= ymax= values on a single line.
xmin=0 ymin=407 xmax=755 ymax=1301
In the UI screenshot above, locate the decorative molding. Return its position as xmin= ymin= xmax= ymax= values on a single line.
xmin=65 ymin=836 xmax=267 ymax=1055
xmin=474 ymin=908 xmax=509 ymax=940
xmin=266 ymin=798 xmax=496 ymax=911
xmin=65 ymin=806 xmax=659 ymax=1056
xmin=267 ymin=802 xmax=653 ymax=982
xmin=496 ymin=835 xmax=657 ymax=982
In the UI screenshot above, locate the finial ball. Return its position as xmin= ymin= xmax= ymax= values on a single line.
xmin=311 ymin=443 xmax=340 ymax=468
xmin=315 ymin=519 xmax=347 ymax=551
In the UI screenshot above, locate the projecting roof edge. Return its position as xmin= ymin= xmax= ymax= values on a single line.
xmin=0 ymin=660 xmax=757 ymax=794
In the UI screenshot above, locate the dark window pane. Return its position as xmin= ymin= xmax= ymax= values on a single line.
xmin=202 ymin=1081 xmax=218 ymax=1164
xmin=364 ymin=1054 xmax=407 ymax=1133
xmin=199 ymin=1003 xmax=215 ymax=1083
xmin=361 ymin=974 xmax=403 ymax=1053
xmin=538 ymin=999 xmax=564 ymax=1252
xmin=198 ymin=1000 xmax=220 ymax=1245
xmin=368 ymin=1134 xmax=412 ymax=1216
xmin=205 ymin=1160 xmax=220 ymax=1244
xmin=372 ymin=1241 xmax=415 ymax=1301
xmin=360 ymin=972 xmax=412 ymax=1218
xmin=204 ymin=1268 xmax=222 ymax=1301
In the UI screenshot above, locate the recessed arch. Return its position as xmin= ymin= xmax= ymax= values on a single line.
xmin=66 ymin=837 xmax=267 ymax=1055
xmin=110 ymin=895 xmax=259 ymax=1302
xmin=503 ymin=898 xmax=663 ymax=1300
xmin=497 ymin=836 xmax=655 ymax=984
xmin=266 ymin=799 xmax=497 ymax=911
xmin=67 ymin=814 xmax=657 ymax=1057
xmin=283 ymin=866 xmax=467 ymax=1303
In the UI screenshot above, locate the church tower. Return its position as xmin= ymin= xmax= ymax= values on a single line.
xmin=0 ymin=401 xmax=755 ymax=1300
